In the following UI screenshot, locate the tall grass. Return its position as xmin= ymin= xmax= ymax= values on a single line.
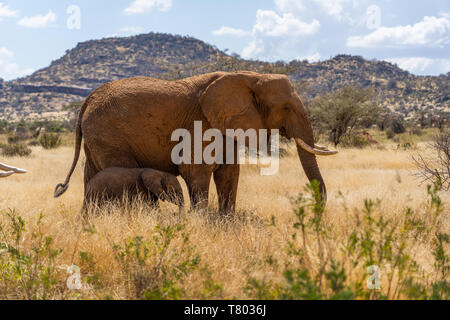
xmin=0 ymin=137 xmax=447 ymax=300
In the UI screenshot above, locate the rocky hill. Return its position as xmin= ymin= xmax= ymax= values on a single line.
xmin=0 ymin=32 xmax=448 ymax=120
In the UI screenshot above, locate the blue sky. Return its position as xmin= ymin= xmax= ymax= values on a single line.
xmin=0 ymin=0 xmax=449 ymax=80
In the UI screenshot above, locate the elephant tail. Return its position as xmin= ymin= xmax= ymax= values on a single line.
xmin=54 ymin=100 xmax=89 ymax=198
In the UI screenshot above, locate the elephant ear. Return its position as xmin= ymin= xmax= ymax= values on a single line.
xmin=200 ymin=73 xmax=265 ymax=135
xmin=140 ymin=171 xmax=165 ymax=198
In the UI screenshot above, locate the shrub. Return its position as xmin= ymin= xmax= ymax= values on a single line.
xmin=113 ymin=224 xmax=222 ymax=300
xmin=391 ymin=119 xmax=406 ymax=134
xmin=7 ymin=133 xmax=30 ymax=144
xmin=411 ymin=127 xmax=423 ymax=136
xmin=308 ymin=86 xmax=381 ymax=146
xmin=39 ymin=133 xmax=62 ymax=150
xmin=28 ymin=140 xmax=40 ymax=147
xmin=386 ymin=129 xmax=395 ymax=139
xmin=394 ymin=135 xmax=417 ymax=150
xmin=340 ymin=134 xmax=370 ymax=149
xmin=414 ymin=131 xmax=450 ymax=190
xmin=1 ymin=143 xmax=32 ymax=157
xmin=0 ymin=211 xmax=64 ymax=299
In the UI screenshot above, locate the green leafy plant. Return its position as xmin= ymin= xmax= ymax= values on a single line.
xmin=340 ymin=134 xmax=370 ymax=149
xmin=386 ymin=128 xmax=395 ymax=139
xmin=113 ymin=224 xmax=222 ymax=300
xmin=245 ymin=180 xmax=448 ymax=300
xmin=39 ymin=133 xmax=62 ymax=150
xmin=0 ymin=210 xmax=64 ymax=299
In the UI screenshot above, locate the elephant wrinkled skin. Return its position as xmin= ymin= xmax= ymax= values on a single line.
xmin=55 ymin=71 xmax=337 ymax=213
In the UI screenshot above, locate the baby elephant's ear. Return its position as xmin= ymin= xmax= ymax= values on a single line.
xmin=162 ymin=174 xmax=185 ymax=207
xmin=141 ymin=170 xmax=165 ymax=197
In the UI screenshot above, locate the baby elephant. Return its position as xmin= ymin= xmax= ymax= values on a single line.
xmin=85 ymin=167 xmax=184 ymax=208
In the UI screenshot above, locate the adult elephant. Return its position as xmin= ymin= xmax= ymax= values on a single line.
xmin=55 ymin=71 xmax=337 ymax=212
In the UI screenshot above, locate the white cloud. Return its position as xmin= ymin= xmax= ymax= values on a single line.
xmin=347 ymin=14 xmax=450 ymax=48
xmin=212 ymin=26 xmax=250 ymax=37
xmin=0 ymin=47 xmax=13 ymax=58
xmin=0 ymin=2 xmax=18 ymax=20
xmin=0 ymin=47 xmax=34 ymax=80
xmin=242 ymin=39 xmax=265 ymax=59
xmin=213 ymin=8 xmax=320 ymax=40
xmin=275 ymin=0 xmax=359 ymax=22
xmin=124 ymin=0 xmax=172 ymax=15
xmin=387 ymin=57 xmax=450 ymax=76
xmin=241 ymin=9 xmax=320 ymax=60
xmin=314 ymin=0 xmax=357 ymax=21
xmin=253 ymin=10 xmax=320 ymax=37
xmin=17 ymin=10 xmax=56 ymax=28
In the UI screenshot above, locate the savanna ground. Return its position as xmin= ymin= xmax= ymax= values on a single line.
xmin=0 ymin=129 xmax=448 ymax=300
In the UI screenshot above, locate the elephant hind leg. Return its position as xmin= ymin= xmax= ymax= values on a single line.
xmin=83 ymin=145 xmax=100 ymax=197
xmin=82 ymin=144 xmax=102 ymax=217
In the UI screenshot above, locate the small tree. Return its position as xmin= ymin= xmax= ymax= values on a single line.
xmin=309 ymin=86 xmax=380 ymax=146
xmin=430 ymin=111 xmax=449 ymax=131
xmin=413 ymin=131 xmax=450 ymax=190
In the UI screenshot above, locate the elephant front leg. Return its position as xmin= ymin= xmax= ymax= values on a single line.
xmin=214 ymin=163 xmax=239 ymax=214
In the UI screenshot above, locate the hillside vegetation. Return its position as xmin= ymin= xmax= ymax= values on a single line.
xmin=0 ymin=32 xmax=448 ymax=120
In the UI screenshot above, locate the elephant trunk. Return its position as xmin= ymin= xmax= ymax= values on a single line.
xmin=296 ymin=146 xmax=327 ymax=203
xmin=288 ymin=114 xmax=333 ymax=204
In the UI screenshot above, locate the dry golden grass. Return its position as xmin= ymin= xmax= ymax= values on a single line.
xmin=0 ymin=139 xmax=448 ymax=299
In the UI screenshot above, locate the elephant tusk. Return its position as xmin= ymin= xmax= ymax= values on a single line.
xmin=314 ymin=144 xmax=329 ymax=151
xmin=295 ymin=138 xmax=338 ymax=156
xmin=0 ymin=171 xmax=15 ymax=178
xmin=0 ymin=162 xmax=27 ymax=174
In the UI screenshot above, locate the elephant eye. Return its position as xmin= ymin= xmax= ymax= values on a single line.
xmin=283 ymin=105 xmax=290 ymax=112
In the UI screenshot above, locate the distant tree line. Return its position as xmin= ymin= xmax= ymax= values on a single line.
xmin=0 ymin=118 xmax=75 ymax=136
xmin=295 ymin=84 xmax=448 ymax=148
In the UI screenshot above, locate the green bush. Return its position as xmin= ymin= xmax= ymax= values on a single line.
xmin=411 ymin=127 xmax=423 ymax=136
xmin=1 ymin=143 xmax=32 ymax=157
xmin=113 ymin=224 xmax=222 ymax=300
xmin=28 ymin=140 xmax=40 ymax=147
xmin=0 ymin=211 xmax=64 ymax=299
xmin=386 ymin=129 xmax=395 ymax=139
xmin=394 ymin=135 xmax=417 ymax=150
xmin=39 ymin=133 xmax=62 ymax=150
xmin=340 ymin=134 xmax=370 ymax=148
xmin=7 ymin=133 xmax=30 ymax=145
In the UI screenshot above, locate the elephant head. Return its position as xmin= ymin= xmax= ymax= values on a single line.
xmin=200 ymin=71 xmax=337 ymax=203
xmin=140 ymin=169 xmax=185 ymax=207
